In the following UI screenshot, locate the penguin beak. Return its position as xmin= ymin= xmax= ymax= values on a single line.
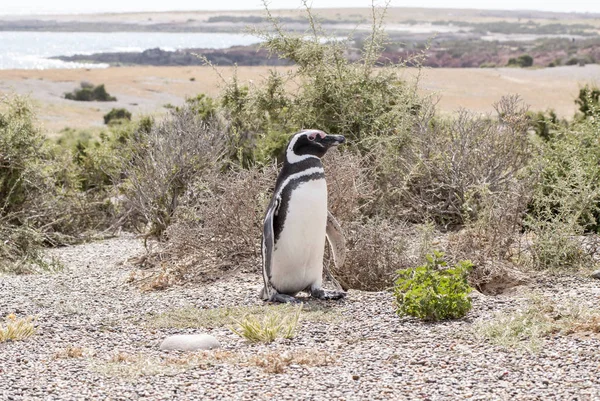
xmin=321 ymin=134 xmax=346 ymax=148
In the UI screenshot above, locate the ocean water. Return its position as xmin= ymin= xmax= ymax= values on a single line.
xmin=0 ymin=31 xmax=262 ymax=70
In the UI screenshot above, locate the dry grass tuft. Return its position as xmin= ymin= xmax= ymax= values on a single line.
xmin=229 ymin=305 xmax=302 ymax=343
xmin=0 ymin=314 xmax=36 ymax=342
xmin=145 ymin=303 xmax=340 ymax=330
xmin=476 ymin=294 xmax=600 ymax=352
xmin=54 ymin=346 xmax=85 ymax=359
xmin=96 ymin=348 xmax=334 ymax=378
xmin=97 ymin=352 xmax=190 ymax=378
xmin=249 ymin=350 xmax=337 ymax=374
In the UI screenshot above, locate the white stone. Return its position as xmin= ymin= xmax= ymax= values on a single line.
xmin=159 ymin=334 xmax=220 ymax=351
xmin=591 ymin=270 xmax=600 ymax=280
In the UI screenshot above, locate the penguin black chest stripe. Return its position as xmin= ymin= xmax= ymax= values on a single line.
xmin=273 ymin=168 xmax=325 ymax=243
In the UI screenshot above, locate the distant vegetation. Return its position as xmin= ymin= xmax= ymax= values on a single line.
xmin=104 ymin=108 xmax=132 ymax=125
xmin=61 ymin=36 xmax=600 ymax=69
xmin=64 ymin=82 xmax=116 ymax=102
xmin=432 ymin=20 xmax=598 ymax=36
xmin=388 ymin=36 xmax=600 ymax=68
xmin=206 ymin=14 xmax=360 ymax=25
xmin=507 ymin=54 xmax=534 ymax=67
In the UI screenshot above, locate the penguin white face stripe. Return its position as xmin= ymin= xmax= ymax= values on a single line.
xmin=273 ymin=166 xmax=325 ymax=201
xmin=286 ymin=132 xmax=320 ymax=164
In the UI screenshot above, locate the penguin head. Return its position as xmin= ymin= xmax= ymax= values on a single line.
xmin=288 ymin=129 xmax=346 ymax=161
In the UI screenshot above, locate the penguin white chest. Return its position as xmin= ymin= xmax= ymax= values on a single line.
xmin=271 ymin=178 xmax=328 ymax=295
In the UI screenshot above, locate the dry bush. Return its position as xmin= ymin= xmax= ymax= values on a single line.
xmin=446 ymin=183 xmax=532 ymax=294
xmin=323 ymin=149 xmax=376 ymax=223
xmin=325 ymin=149 xmax=413 ymax=291
xmin=121 ymin=107 xmax=225 ymax=240
xmin=387 ymin=95 xmax=532 ymax=228
xmin=364 ymin=96 xmax=535 ymax=293
xmin=139 ymin=165 xmax=277 ymax=284
xmin=334 ymin=219 xmax=414 ymax=291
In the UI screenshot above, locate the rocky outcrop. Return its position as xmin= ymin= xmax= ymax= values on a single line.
xmin=53 ymin=46 xmax=292 ymax=67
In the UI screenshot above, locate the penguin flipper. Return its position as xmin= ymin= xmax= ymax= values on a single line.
xmin=325 ymin=211 xmax=346 ymax=291
xmin=261 ymin=197 xmax=279 ymax=300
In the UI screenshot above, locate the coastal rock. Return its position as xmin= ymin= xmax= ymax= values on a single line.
xmin=53 ymin=46 xmax=292 ymax=67
xmin=159 ymin=334 xmax=220 ymax=351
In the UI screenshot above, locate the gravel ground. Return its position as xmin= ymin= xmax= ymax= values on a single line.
xmin=1 ymin=235 xmax=599 ymax=400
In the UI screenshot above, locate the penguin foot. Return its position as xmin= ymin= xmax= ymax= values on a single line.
xmin=310 ymin=288 xmax=347 ymax=300
xmin=268 ymin=293 xmax=302 ymax=304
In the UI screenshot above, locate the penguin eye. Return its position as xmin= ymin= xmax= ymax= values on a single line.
xmin=307 ymin=133 xmax=317 ymax=141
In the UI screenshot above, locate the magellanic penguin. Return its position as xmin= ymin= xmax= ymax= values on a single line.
xmin=260 ymin=129 xmax=347 ymax=303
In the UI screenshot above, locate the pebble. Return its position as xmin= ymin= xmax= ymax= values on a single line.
xmin=591 ymin=270 xmax=600 ymax=280
xmin=159 ymin=334 xmax=220 ymax=351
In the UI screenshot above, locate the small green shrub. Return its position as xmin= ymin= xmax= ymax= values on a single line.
xmin=575 ymin=85 xmax=600 ymax=118
xmin=103 ymin=108 xmax=132 ymax=125
xmin=527 ymin=109 xmax=560 ymax=141
xmin=394 ymin=251 xmax=473 ymax=321
xmin=183 ymin=93 xmax=217 ymax=121
xmin=64 ymin=83 xmax=116 ymax=102
xmin=507 ymin=54 xmax=533 ymax=67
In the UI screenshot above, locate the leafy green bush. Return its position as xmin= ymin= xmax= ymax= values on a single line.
xmin=394 ymin=251 xmax=473 ymax=321
xmin=207 ymin=5 xmax=420 ymax=165
xmin=0 ymin=96 xmax=47 ymax=217
xmin=103 ymin=108 xmax=132 ymax=125
xmin=527 ymin=109 xmax=560 ymax=141
xmin=525 ymin=114 xmax=600 ymax=269
xmin=183 ymin=94 xmax=217 ymax=121
xmin=575 ymin=85 xmax=600 ymax=118
xmin=64 ymin=83 xmax=116 ymax=102
xmin=0 ymin=96 xmax=87 ymax=272
xmin=507 ymin=54 xmax=534 ymax=67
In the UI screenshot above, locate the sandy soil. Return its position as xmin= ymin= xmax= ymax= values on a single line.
xmin=0 ymin=65 xmax=598 ymax=133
